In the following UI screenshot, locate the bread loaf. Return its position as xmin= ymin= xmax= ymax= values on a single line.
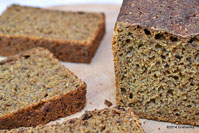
xmin=113 ymin=0 xmax=199 ymax=125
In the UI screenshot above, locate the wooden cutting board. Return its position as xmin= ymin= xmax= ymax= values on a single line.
xmin=0 ymin=4 xmax=198 ymax=133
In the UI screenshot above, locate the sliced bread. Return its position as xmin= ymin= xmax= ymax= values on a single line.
xmin=0 ymin=47 xmax=86 ymax=129
xmin=3 ymin=106 xmax=144 ymax=133
xmin=0 ymin=4 xmax=105 ymax=63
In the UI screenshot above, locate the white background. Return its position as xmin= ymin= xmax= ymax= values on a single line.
xmin=0 ymin=0 xmax=123 ymax=14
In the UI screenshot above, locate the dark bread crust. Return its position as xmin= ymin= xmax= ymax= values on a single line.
xmin=0 ymin=48 xmax=87 ymax=129
xmin=117 ymin=0 xmax=199 ymax=37
xmin=0 ymin=87 xmax=86 ymax=129
xmin=0 ymin=5 xmax=105 ymax=63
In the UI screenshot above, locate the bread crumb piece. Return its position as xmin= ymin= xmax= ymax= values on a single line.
xmin=104 ymin=100 xmax=113 ymax=107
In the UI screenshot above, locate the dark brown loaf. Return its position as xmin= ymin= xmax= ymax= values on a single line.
xmin=0 ymin=47 xmax=86 ymax=129
xmin=0 ymin=4 xmax=105 ymax=63
xmin=113 ymin=0 xmax=199 ymax=125
xmin=2 ymin=107 xmax=145 ymax=133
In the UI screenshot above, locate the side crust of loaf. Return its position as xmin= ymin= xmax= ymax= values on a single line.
xmin=0 ymin=48 xmax=87 ymax=129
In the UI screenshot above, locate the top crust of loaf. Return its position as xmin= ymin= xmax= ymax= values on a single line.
xmin=117 ymin=0 xmax=199 ymax=37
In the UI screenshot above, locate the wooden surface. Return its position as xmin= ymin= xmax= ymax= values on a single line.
xmin=0 ymin=4 xmax=198 ymax=133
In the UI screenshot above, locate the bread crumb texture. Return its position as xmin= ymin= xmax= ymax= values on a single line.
xmin=0 ymin=5 xmax=103 ymax=41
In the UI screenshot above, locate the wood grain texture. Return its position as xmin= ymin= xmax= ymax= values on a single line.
xmin=0 ymin=4 xmax=198 ymax=133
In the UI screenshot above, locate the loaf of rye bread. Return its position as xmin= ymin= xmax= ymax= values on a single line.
xmin=113 ymin=0 xmax=199 ymax=125
xmin=0 ymin=4 xmax=105 ymax=63
xmin=0 ymin=47 xmax=86 ymax=129
xmin=2 ymin=107 xmax=144 ymax=133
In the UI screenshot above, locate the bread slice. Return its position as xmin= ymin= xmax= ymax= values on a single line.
xmin=113 ymin=0 xmax=199 ymax=125
xmin=3 ymin=107 xmax=144 ymax=133
xmin=0 ymin=4 xmax=105 ymax=63
xmin=0 ymin=47 xmax=86 ymax=130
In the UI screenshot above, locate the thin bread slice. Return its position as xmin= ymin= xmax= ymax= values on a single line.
xmin=0 ymin=47 xmax=86 ymax=129
xmin=0 ymin=4 xmax=105 ymax=63
xmin=3 ymin=106 xmax=145 ymax=133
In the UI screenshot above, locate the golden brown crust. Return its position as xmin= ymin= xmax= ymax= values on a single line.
xmin=0 ymin=48 xmax=87 ymax=129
